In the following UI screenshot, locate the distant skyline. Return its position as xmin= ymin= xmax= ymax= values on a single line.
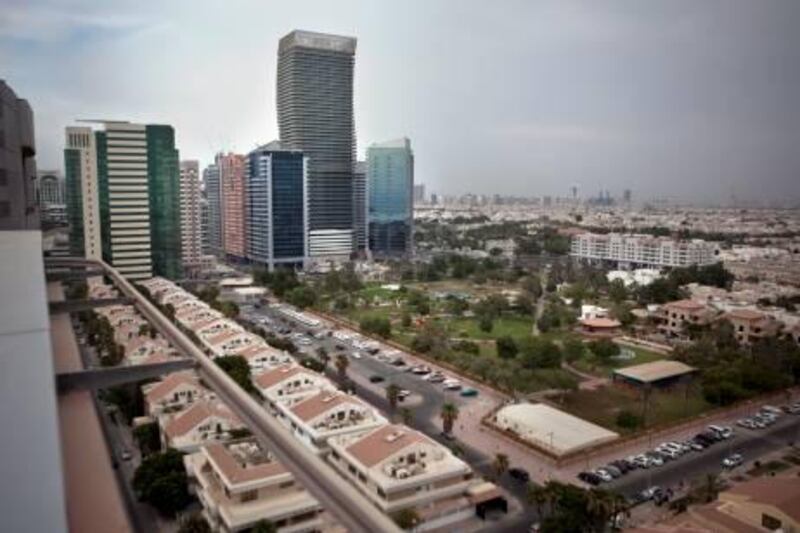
xmin=2 ymin=0 xmax=799 ymax=203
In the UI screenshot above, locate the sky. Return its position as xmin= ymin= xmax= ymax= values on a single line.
xmin=2 ymin=0 xmax=799 ymax=204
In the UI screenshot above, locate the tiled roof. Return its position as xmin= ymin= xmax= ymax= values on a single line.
xmin=205 ymin=442 xmax=287 ymax=485
xmin=165 ymin=401 xmax=240 ymax=439
xmin=291 ymin=391 xmax=363 ymax=422
xmin=144 ymin=372 xmax=200 ymax=404
xmin=345 ymin=424 xmax=428 ymax=467
xmin=255 ymin=364 xmax=308 ymax=389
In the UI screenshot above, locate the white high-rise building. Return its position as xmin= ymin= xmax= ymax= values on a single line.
xmin=104 ymin=122 xmax=152 ymax=279
xmin=570 ymin=233 xmax=719 ymax=268
xmin=180 ymin=160 xmax=201 ymax=273
xmin=65 ymin=127 xmax=102 ymax=259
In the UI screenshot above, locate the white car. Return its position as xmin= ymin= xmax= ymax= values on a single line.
xmin=761 ymin=405 xmax=782 ymax=416
xmin=594 ymin=469 xmax=613 ymax=482
xmin=722 ymin=453 xmax=743 ymax=469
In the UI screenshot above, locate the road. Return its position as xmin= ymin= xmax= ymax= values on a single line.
xmin=244 ymin=304 xmax=540 ymax=532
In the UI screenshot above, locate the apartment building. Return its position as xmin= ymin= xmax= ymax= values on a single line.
xmin=0 ymin=81 xmax=39 ymax=230
xmin=275 ymin=390 xmax=387 ymax=454
xmin=143 ymin=372 xmax=211 ymax=416
xmin=656 ymin=299 xmax=717 ymax=338
xmin=64 ymin=127 xmax=102 ymax=258
xmin=724 ymin=309 xmax=782 ymax=346
xmin=161 ymin=399 xmax=244 ymax=453
xmin=571 ymin=233 xmax=718 ymax=268
xmin=328 ymin=424 xmax=478 ymax=530
xmin=180 ymin=160 xmax=203 ymax=275
xmin=219 ymin=153 xmax=247 ymax=262
xmin=255 ymin=364 xmax=336 ymax=408
xmin=185 ymin=439 xmax=324 ymax=533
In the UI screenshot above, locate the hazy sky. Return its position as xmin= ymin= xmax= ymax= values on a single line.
xmin=2 ymin=0 xmax=799 ymax=203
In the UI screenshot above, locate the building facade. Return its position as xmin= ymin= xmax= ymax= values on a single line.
xmin=0 ymin=81 xmax=38 ymax=230
xmin=64 ymin=127 xmax=102 ymax=258
xmin=246 ymin=141 xmax=308 ymax=271
xmin=180 ymin=160 xmax=202 ymax=274
xmin=65 ymin=121 xmax=182 ymax=279
xmin=570 ymin=233 xmax=719 ymax=269
xmin=277 ymin=30 xmax=357 ymax=259
xmin=38 ymin=171 xmax=64 ymax=207
xmin=203 ymin=162 xmax=223 ymax=257
xmin=367 ymin=138 xmax=414 ymax=257
xmin=147 ymin=125 xmax=182 ymax=279
xmin=352 ymin=160 xmax=367 ymax=252
xmin=219 ymin=153 xmax=246 ymax=262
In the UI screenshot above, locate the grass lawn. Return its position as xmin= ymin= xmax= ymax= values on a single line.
xmin=446 ymin=315 xmax=533 ymax=341
xmin=572 ymin=345 xmax=667 ymax=378
xmin=559 ymin=385 xmax=712 ymax=434
xmin=344 ymin=306 xmax=397 ymax=324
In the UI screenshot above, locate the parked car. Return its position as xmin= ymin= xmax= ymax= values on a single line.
xmin=460 ymin=387 xmax=479 ymax=397
xmin=508 ymin=468 xmax=530 ymax=482
xmin=722 ymin=453 xmax=743 ymax=469
xmin=603 ymin=465 xmax=622 ymax=478
xmin=594 ymin=469 xmax=614 ymax=483
xmin=578 ymin=471 xmax=602 ymax=486
xmin=761 ymin=405 xmax=782 ymax=416
xmin=119 ymin=449 xmax=133 ymax=461
xmin=632 ymin=455 xmax=652 ymax=469
xmin=369 ymin=375 xmax=385 ymax=383
xmin=708 ymin=425 xmax=733 ymax=439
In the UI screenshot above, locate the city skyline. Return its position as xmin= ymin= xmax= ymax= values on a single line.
xmin=3 ymin=0 xmax=799 ymax=204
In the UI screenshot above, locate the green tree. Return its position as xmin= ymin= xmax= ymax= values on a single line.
xmin=386 ymin=383 xmax=401 ymax=414
xmin=401 ymin=312 xmax=412 ymax=328
xmin=478 ymin=314 xmax=494 ymax=333
xmin=252 ymin=520 xmax=278 ymax=533
xmin=588 ymin=338 xmax=619 ymax=361
xmin=177 ymin=513 xmax=211 ymax=533
xmin=515 ymin=293 xmax=535 ymax=315
xmin=335 ymin=353 xmax=349 ymax=383
xmin=608 ymin=279 xmax=628 ymax=304
xmin=496 ymin=336 xmax=518 ymax=360
xmin=492 ymin=453 xmax=510 ymax=480
xmin=360 ymin=316 xmax=392 ymax=338
xmin=400 ymin=407 xmax=414 ymax=426
xmin=391 ymin=508 xmax=421 ymax=530
xmin=132 ymin=449 xmax=192 ymax=516
xmin=519 ymin=338 xmax=562 ymax=369
xmin=286 ymin=285 xmax=317 ymax=309
xmin=562 ymin=338 xmax=585 ymax=363
xmin=215 ymin=355 xmax=255 ymax=393
xmin=616 ymin=410 xmax=642 ymax=430
xmin=440 ymin=402 xmax=459 ymax=435
xmin=133 ymin=422 xmax=160 ymax=456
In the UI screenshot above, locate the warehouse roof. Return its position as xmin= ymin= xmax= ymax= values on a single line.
xmin=613 ymin=360 xmax=696 ymax=384
xmin=495 ymin=403 xmax=618 ymax=456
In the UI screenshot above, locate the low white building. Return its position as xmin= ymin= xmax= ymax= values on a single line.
xmin=143 ymin=372 xmax=211 ymax=416
xmin=255 ymin=364 xmax=335 ymax=408
xmin=185 ymin=439 xmax=323 ymax=533
xmin=580 ymin=304 xmax=609 ymax=321
xmin=328 ymin=424 xmax=483 ymax=530
xmin=607 ymin=268 xmax=662 ymax=287
xmin=495 ymin=403 xmax=619 ymax=456
xmin=275 ymin=390 xmax=387 ymax=455
xmin=161 ymin=400 xmax=244 ymax=453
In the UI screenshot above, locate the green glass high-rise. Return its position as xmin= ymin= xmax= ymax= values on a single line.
xmin=147 ymin=125 xmax=182 ymax=279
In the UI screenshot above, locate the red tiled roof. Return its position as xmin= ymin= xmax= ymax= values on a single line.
xmin=144 ymin=372 xmax=200 ymax=404
xmin=164 ymin=401 xmax=240 ymax=439
xmin=205 ymin=442 xmax=287 ymax=485
xmin=345 ymin=424 xmax=429 ymax=467
xmin=255 ymin=364 xmax=307 ymax=390
xmin=290 ymin=391 xmax=363 ymax=422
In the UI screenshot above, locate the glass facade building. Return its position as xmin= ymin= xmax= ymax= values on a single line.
xmin=246 ymin=141 xmax=307 ymax=270
xmin=203 ymin=162 xmax=223 ymax=258
xmin=277 ymin=30 xmax=357 ymax=245
xmin=64 ymin=148 xmax=83 ymax=256
xmin=367 ymin=138 xmax=414 ymax=257
xmin=147 ymin=125 xmax=182 ymax=279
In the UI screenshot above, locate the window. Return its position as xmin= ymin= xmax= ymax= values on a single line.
xmin=0 ymin=201 xmax=10 ymax=218
xmin=240 ymin=489 xmax=258 ymax=502
xmin=761 ymin=514 xmax=781 ymax=530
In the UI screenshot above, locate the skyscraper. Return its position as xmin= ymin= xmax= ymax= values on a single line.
xmin=413 ymin=183 xmax=426 ymax=204
xmin=277 ymin=30 xmax=357 ymax=259
xmin=245 ymin=141 xmax=308 ymax=271
xmin=202 ymin=162 xmax=223 ymax=257
xmin=65 ymin=121 xmax=182 ymax=279
xmin=180 ymin=160 xmax=202 ymax=274
xmin=353 ymin=160 xmax=367 ymax=252
xmin=64 ymin=127 xmax=101 ymax=258
xmin=367 ymin=138 xmax=414 ymax=257
xmin=219 ymin=152 xmax=246 ymax=262
xmin=0 ymin=81 xmax=39 ymax=230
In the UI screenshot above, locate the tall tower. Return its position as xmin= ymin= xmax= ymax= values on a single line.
xmin=64 ymin=127 xmax=101 ymax=258
xmin=277 ymin=30 xmax=357 ymax=259
xmin=203 ymin=162 xmax=223 ymax=258
xmin=367 ymin=138 xmax=414 ymax=257
xmin=219 ymin=152 xmax=246 ymax=262
xmin=180 ymin=160 xmax=201 ymax=274
xmin=352 ymin=161 xmax=367 ymax=252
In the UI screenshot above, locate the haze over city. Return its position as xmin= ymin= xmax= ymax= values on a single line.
xmin=3 ymin=0 xmax=799 ymax=204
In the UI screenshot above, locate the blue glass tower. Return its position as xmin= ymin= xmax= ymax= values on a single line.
xmin=246 ymin=141 xmax=308 ymax=270
xmin=367 ymin=138 xmax=414 ymax=257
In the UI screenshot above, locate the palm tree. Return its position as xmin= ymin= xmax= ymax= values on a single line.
xmin=400 ymin=407 xmax=414 ymax=426
xmin=492 ymin=453 xmax=510 ymax=481
xmin=316 ymin=346 xmax=330 ymax=369
xmin=440 ymin=402 xmax=459 ymax=435
xmin=586 ymin=489 xmax=613 ymax=531
xmin=703 ymin=473 xmax=721 ymax=502
xmin=335 ymin=353 xmax=349 ymax=383
xmin=386 ymin=384 xmax=401 ymax=415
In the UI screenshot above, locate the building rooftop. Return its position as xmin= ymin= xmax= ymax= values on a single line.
xmin=255 ymin=364 xmax=315 ymax=390
xmin=345 ymin=424 xmax=430 ymax=467
xmin=613 ymin=360 xmax=696 ymax=384
xmin=495 ymin=403 xmax=619 ymax=456
xmin=724 ymin=477 xmax=800 ymax=523
xmin=581 ymin=317 xmax=622 ymax=329
xmin=725 ymin=308 xmax=767 ymax=321
xmin=164 ymin=400 xmax=241 ymax=439
xmin=279 ymin=29 xmax=357 ymax=54
xmin=144 ymin=371 xmax=201 ymax=404
xmin=205 ymin=440 xmax=288 ymax=486
xmin=664 ymin=299 xmax=707 ymax=311
xmin=291 ymin=391 xmax=366 ymax=422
